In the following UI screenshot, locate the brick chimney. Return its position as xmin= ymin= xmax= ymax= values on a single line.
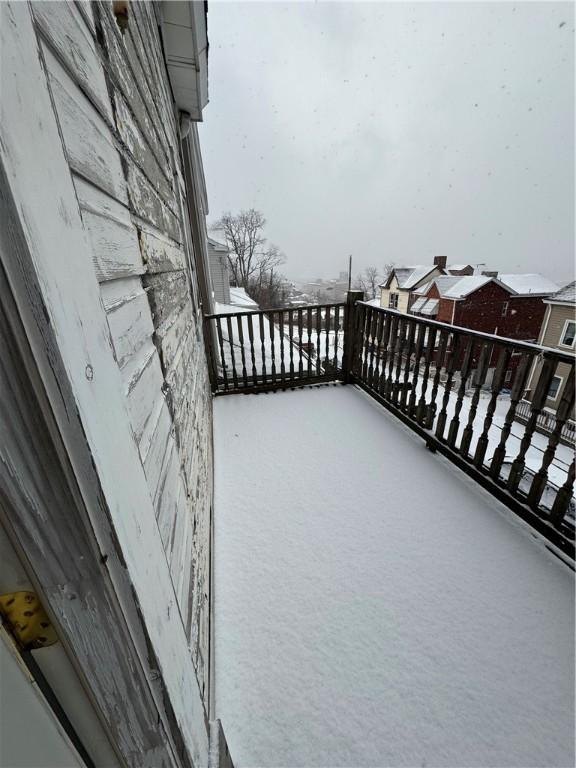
xmin=433 ymin=255 xmax=447 ymax=270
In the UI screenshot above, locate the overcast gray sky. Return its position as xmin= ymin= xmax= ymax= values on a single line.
xmin=199 ymin=2 xmax=574 ymax=284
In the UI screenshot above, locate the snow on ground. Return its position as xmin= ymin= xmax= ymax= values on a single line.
xmin=214 ymin=385 xmax=574 ymax=768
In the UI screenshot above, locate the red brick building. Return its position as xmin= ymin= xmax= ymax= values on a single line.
xmin=410 ymin=273 xmax=559 ymax=384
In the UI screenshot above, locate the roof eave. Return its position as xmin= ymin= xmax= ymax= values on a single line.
xmin=161 ymin=1 xmax=209 ymax=121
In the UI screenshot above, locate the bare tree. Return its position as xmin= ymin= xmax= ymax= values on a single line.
xmin=211 ymin=209 xmax=287 ymax=308
xmin=354 ymin=266 xmax=381 ymax=300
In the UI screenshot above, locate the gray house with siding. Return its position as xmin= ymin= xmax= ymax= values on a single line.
xmin=0 ymin=2 xmax=230 ymax=766
xmin=208 ymin=235 xmax=232 ymax=305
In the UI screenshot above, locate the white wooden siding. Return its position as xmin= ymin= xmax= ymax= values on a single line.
xmin=4 ymin=0 xmax=214 ymax=757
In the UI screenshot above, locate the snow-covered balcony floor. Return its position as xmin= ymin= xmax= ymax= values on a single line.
xmin=213 ymin=385 xmax=574 ymax=768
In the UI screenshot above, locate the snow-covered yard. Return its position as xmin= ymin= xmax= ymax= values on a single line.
xmin=214 ymin=385 xmax=574 ymax=768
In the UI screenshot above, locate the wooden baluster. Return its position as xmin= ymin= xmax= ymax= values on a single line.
xmin=259 ymin=312 xmax=267 ymax=383
xmin=371 ymin=310 xmax=385 ymax=391
xmin=288 ymin=310 xmax=295 ymax=381
xmin=376 ymin=312 xmax=392 ymax=394
xmin=236 ymin=314 xmax=248 ymax=387
xmin=446 ymin=336 xmax=474 ymax=448
xmin=333 ymin=305 xmax=340 ymax=370
xmin=425 ymin=330 xmax=449 ymax=428
xmin=435 ymin=333 xmax=461 ymax=440
xmin=268 ymin=311 xmax=277 ymax=385
xmin=471 ymin=347 xmax=509 ymax=469
xmin=384 ymin=314 xmax=399 ymax=397
xmin=416 ymin=325 xmax=438 ymax=424
xmin=549 ymin=459 xmax=575 ymax=527
xmin=528 ymin=366 xmax=575 ymax=509
xmin=297 ymin=308 xmax=304 ymax=377
xmin=247 ymin=312 xmax=257 ymax=383
xmin=215 ymin=316 xmax=228 ymax=392
xmin=399 ymin=318 xmax=416 ymax=410
xmin=324 ymin=306 xmax=330 ymax=371
xmin=226 ymin=315 xmax=239 ymax=389
xmin=315 ymin=306 xmax=322 ymax=375
xmin=407 ymin=321 xmax=426 ymax=416
xmin=362 ymin=307 xmax=373 ymax=382
xmin=306 ymin=307 xmax=313 ymax=377
xmin=459 ymin=342 xmax=492 ymax=457
xmin=487 ymin=351 xmax=530 ymax=476
xmin=506 ymin=355 xmax=557 ymax=493
xmin=391 ymin=317 xmax=407 ymax=405
xmin=278 ymin=310 xmax=286 ymax=385
xmin=367 ymin=309 xmax=379 ymax=388
xmin=380 ymin=315 xmax=398 ymax=398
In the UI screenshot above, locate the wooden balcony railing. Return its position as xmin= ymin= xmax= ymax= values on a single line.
xmin=204 ymin=293 xmax=575 ymax=557
xmin=204 ymin=301 xmax=350 ymax=393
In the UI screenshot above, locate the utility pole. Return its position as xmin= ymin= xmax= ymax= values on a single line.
xmin=348 ymin=254 xmax=352 ymax=291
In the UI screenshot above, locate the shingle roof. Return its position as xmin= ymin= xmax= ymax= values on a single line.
xmin=546 ymin=281 xmax=576 ymax=305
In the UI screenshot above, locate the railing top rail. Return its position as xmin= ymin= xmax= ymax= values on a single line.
xmin=205 ymin=302 xmax=346 ymax=321
xmin=359 ymin=302 xmax=576 ymax=364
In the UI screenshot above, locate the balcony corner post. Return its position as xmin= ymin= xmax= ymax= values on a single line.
xmin=342 ymin=290 xmax=364 ymax=384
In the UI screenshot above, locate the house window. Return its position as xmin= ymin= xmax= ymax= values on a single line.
xmin=501 ymin=301 xmax=509 ymax=317
xmin=389 ymin=292 xmax=399 ymax=309
xmin=560 ymin=320 xmax=576 ymax=348
xmin=547 ymin=375 xmax=563 ymax=401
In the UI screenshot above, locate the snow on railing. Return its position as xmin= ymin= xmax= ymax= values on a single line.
xmin=204 ymin=302 xmax=348 ymax=394
xmin=352 ymin=300 xmax=575 ymax=557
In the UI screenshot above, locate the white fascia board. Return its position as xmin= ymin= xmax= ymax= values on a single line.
xmin=162 ymin=1 xmax=209 ymax=120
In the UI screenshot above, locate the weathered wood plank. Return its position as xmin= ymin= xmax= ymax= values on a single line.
xmin=32 ymin=0 xmax=112 ymax=122
xmin=155 ymin=302 xmax=195 ymax=374
xmin=113 ymin=86 xmax=174 ymax=205
xmin=142 ymin=397 xmax=174 ymax=503
xmin=121 ymin=339 xmax=165 ymax=445
xmin=138 ymin=226 xmax=187 ymax=274
xmin=43 ymin=45 xmax=128 ymax=204
xmin=145 ymin=271 xmax=190 ymax=329
xmin=74 ymin=177 xmax=145 ymax=281
xmin=97 ymin=5 xmax=172 ymax=177
xmin=126 ymin=161 xmax=181 ymax=242
xmin=101 ymin=278 xmax=154 ymax=369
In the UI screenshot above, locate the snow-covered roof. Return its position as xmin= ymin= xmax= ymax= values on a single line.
xmin=442 ymin=276 xmax=492 ymax=299
xmin=497 ymin=274 xmax=559 ymax=297
xmin=419 ymin=275 xmax=462 ymax=297
xmin=402 ymin=266 xmax=438 ymax=289
xmin=544 ymin=281 xmax=576 ymax=305
xmin=207 ymin=235 xmax=228 ymax=251
xmin=447 ymin=264 xmax=472 ymax=271
xmin=420 ymin=298 xmax=439 ymax=316
xmin=365 ymin=298 xmax=381 ymax=307
xmin=410 ymin=296 xmax=428 ymax=313
xmin=229 ymin=286 xmax=259 ymax=309
xmin=381 ymin=265 xmax=438 ymax=290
